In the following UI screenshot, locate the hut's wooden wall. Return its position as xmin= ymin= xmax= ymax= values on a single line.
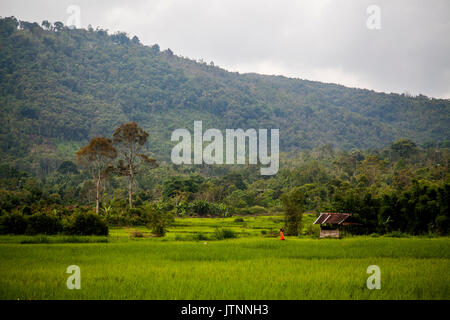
xmin=319 ymin=229 xmax=340 ymax=238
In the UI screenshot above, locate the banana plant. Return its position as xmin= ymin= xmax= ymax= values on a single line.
xmin=102 ymin=204 xmax=112 ymax=215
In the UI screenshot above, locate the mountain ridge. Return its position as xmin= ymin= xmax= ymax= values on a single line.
xmin=0 ymin=17 xmax=449 ymax=175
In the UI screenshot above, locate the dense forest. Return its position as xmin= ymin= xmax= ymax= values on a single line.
xmin=1 ymin=133 xmax=449 ymax=235
xmin=0 ymin=17 xmax=449 ymax=236
xmin=0 ymin=17 xmax=449 ymax=176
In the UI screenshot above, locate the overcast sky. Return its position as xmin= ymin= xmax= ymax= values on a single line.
xmin=1 ymin=0 xmax=449 ymax=98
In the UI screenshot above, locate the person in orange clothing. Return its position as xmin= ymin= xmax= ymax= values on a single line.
xmin=280 ymin=228 xmax=285 ymax=240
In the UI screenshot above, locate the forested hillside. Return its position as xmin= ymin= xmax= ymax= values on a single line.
xmin=0 ymin=17 xmax=449 ymax=176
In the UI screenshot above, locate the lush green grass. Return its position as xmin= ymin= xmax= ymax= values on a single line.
xmin=0 ymin=215 xmax=449 ymax=300
xmin=106 ymin=214 xmax=306 ymax=241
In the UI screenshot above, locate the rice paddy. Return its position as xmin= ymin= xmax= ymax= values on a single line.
xmin=0 ymin=215 xmax=449 ymax=300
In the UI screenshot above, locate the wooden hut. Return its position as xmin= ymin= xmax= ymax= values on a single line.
xmin=313 ymin=213 xmax=352 ymax=238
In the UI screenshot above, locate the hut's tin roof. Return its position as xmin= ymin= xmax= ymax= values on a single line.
xmin=313 ymin=213 xmax=351 ymax=225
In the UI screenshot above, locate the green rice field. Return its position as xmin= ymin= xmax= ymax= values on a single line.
xmin=0 ymin=215 xmax=449 ymax=300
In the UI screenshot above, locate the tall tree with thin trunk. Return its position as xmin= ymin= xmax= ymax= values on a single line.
xmin=281 ymin=187 xmax=305 ymax=236
xmin=113 ymin=122 xmax=158 ymax=208
xmin=76 ymin=137 xmax=117 ymax=214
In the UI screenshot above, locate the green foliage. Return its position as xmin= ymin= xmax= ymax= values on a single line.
xmin=247 ymin=205 xmax=267 ymax=215
xmin=383 ymin=231 xmax=409 ymax=238
xmin=25 ymin=212 xmax=62 ymax=235
xmin=214 ymin=228 xmax=237 ymax=240
xmin=19 ymin=235 xmax=108 ymax=244
xmin=435 ymin=215 xmax=449 ymax=235
xmin=0 ymin=138 xmax=448 ymax=236
xmin=332 ymin=180 xmax=450 ymax=235
xmin=192 ymin=233 xmax=209 ymax=241
xmin=142 ymin=203 xmax=174 ymax=237
xmin=303 ymin=223 xmax=321 ymax=238
xmin=213 ymin=203 xmax=230 ymax=217
xmin=162 ymin=175 xmax=203 ymax=199
xmin=0 ymin=29 xmax=448 ymax=239
xmin=0 ymin=164 xmax=28 ymax=179
xmin=190 ymin=200 xmax=210 ymax=216
xmin=0 ymin=17 xmax=449 ymax=178
xmin=65 ymin=211 xmax=109 ymax=236
xmin=390 ymin=139 xmax=418 ymax=159
xmin=21 ymin=235 xmax=50 ymax=244
xmin=187 ymin=200 xmax=230 ymax=217
xmin=125 ymin=207 xmax=145 ymax=225
xmin=21 ymin=205 xmax=32 ymax=215
xmin=57 ymin=161 xmax=79 ymax=174
xmin=0 ymin=212 xmax=27 ymax=234
xmin=129 ymin=230 xmax=145 ymax=238
xmin=281 ymin=187 xmax=305 ymax=236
